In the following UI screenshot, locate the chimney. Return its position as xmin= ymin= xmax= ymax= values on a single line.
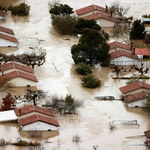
xmin=105 ymin=5 xmax=108 ymax=12
xmin=110 ymin=10 xmax=113 ymax=17
xmin=132 ymin=48 xmax=135 ymax=55
xmin=19 ymin=109 xmax=21 ymax=116
xmin=130 ymin=41 xmax=133 ymax=50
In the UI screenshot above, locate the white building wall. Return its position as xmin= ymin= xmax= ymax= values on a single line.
xmin=21 ymin=121 xmax=59 ymax=131
xmin=19 ymin=112 xmax=55 ymax=119
xmin=110 ymin=56 xmax=138 ymax=65
xmin=127 ymin=98 xmax=148 ymax=107
xmin=0 ymin=16 xmax=5 ymax=21
xmin=0 ymin=38 xmax=18 ymax=47
xmin=109 ymin=48 xmax=132 ymax=54
xmin=9 ymin=77 xmax=37 ymax=87
xmin=96 ymin=18 xmax=115 ymax=28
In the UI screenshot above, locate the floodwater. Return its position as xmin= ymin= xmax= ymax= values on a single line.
xmin=0 ymin=0 xmax=150 ymax=150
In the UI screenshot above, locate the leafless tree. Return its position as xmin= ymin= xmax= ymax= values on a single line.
xmin=0 ymin=47 xmax=46 ymax=68
xmin=24 ymin=90 xmax=47 ymax=105
xmin=0 ymin=77 xmax=14 ymax=91
xmin=133 ymin=62 xmax=149 ymax=76
xmin=110 ymin=1 xmax=130 ymax=17
xmin=45 ymin=94 xmax=84 ymax=114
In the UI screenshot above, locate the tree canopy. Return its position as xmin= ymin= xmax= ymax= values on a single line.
xmin=130 ymin=19 xmax=146 ymax=40
xmin=75 ymin=19 xmax=101 ymax=34
xmin=71 ymin=29 xmax=110 ymax=65
xmin=49 ymin=3 xmax=73 ymax=16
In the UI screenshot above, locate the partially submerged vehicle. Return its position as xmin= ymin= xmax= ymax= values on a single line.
xmin=95 ymin=96 xmax=115 ymax=101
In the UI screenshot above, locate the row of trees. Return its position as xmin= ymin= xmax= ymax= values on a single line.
xmin=0 ymin=49 xmax=46 ymax=69
xmin=1 ymin=91 xmax=84 ymax=114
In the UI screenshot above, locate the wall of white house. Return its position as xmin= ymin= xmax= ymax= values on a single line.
xmin=0 ymin=38 xmax=18 ymax=47
xmin=96 ymin=18 xmax=115 ymax=28
xmin=21 ymin=121 xmax=59 ymax=131
xmin=123 ymin=89 xmax=150 ymax=96
xmin=127 ymin=98 xmax=148 ymax=107
xmin=109 ymin=48 xmax=132 ymax=54
xmin=19 ymin=112 xmax=55 ymax=119
xmin=9 ymin=77 xmax=37 ymax=87
xmin=0 ymin=16 xmax=5 ymax=21
xmin=110 ymin=56 xmax=138 ymax=65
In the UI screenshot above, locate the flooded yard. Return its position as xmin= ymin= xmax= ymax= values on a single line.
xmin=0 ymin=0 xmax=150 ymax=150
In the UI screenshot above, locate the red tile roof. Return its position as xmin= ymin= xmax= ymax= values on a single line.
xmin=109 ymin=41 xmax=131 ymax=50
xmin=18 ymin=114 xmax=60 ymax=127
xmin=75 ymin=4 xmax=108 ymax=16
xmin=1 ymin=62 xmax=34 ymax=73
xmin=0 ymin=26 xmax=14 ymax=35
xmin=145 ymin=130 xmax=150 ymax=138
xmin=0 ymin=70 xmax=38 ymax=82
xmin=124 ymin=91 xmax=148 ymax=103
xmin=82 ymin=12 xmax=116 ymax=22
xmin=110 ymin=50 xmax=139 ymax=60
xmin=135 ymin=48 xmax=150 ymax=56
xmin=0 ymin=32 xmax=18 ymax=43
xmin=15 ymin=105 xmax=55 ymax=117
xmin=119 ymin=82 xmax=150 ymax=94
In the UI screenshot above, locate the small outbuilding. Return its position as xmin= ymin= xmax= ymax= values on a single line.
xmin=135 ymin=48 xmax=150 ymax=59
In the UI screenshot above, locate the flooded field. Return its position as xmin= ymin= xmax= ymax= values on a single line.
xmin=0 ymin=0 xmax=150 ymax=150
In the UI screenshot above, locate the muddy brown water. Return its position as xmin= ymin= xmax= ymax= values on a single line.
xmin=0 ymin=0 xmax=150 ymax=149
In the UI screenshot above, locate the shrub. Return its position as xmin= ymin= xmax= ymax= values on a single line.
xmin=81 ymin=74 xmax=100 ymax=88
xmin=49 ymin=3 xmax=73 ymax=16
xmin=75 ymin=63 xmax=92 ymax=75
xmin=9 ymin=3 xmax=30 ymax=16
xmin=52 ymin=15 xmax=77 ymax=35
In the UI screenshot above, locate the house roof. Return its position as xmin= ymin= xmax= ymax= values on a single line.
xmin=1 ymin=62 xmax=34 ymax=73
xmin=124 ymin=91 xmax=148 ymax=103
xmin=144 ymin=130 xmax=150 ymax=138
xmin=0 ymin=26 xmax=14 ymax=35
xmin=135 ymin=48 xmax=150 ymax=56
xmin=110 ymin=50 xmax=139 ymax=60
xmin=18 ymin=114 xmax=60 ymax=127
xmin=0 ymin=32 xmax=18 ymax=43
xmin=119 ymin=82 xmax=150 ymax=94
xmin=0 ymin=70 xmax=38 ymax=82
xmin=75 ymin=4 xmax=109 ymax=16
xmin=109 ymin=41 xmax=131 ymax=50
xmin=82 ymin=12 xmax=116 ymax=22
xmin=15 ymin=105 xmax=55 ymax=117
